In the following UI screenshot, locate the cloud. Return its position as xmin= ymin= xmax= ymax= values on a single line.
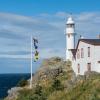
xmin=0 ymin=29 xmax=25 ymax=39
xmin=74 ymin=12 xmax=100 ymax=38
xmin=0 ymin=12 xmax=100 ymax=59
xmin=40 ymin=48 xmax=65 ymax=59
xmin=0 ymin=51 xmax=30 ymax=55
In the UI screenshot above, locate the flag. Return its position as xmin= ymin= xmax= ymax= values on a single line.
xmin=34 ymin=43 xmax=38 ymax=49
xmin=33 ymin=38 xmax=38 ymax=43
xmin=33 ymin=38 xmax=39 ymax=62
xmin=34 ymin=53 xmax=39 ymax=61
xmin=34 ymin=51 xmax=39 ymax=62
xmin=33 ymin=38 xmax=38 ymax=49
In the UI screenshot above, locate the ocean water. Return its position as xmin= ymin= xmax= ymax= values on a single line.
xmin=0 ymin=74 xmax=30 ymax=99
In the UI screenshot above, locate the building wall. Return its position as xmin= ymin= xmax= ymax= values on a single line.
xmin=72 ymin=41 xmax=100 ymax=75
xmin=66 ymin=34 xmax=75 ymax=60
xmin=93 ymin=46 xmax=100 ymax=72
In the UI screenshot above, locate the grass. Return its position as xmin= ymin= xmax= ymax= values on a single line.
xmin=15 ymin=73 xmax=100 ymax=100
xmin=5 ymin=57 xmax=100 ymax=100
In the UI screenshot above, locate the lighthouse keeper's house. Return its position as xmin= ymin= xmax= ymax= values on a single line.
xmin=71 ymin=39 xmax=100 ymax=75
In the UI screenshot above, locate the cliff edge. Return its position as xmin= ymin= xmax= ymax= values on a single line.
xmin=5 ymin=57 xmax=100 ymax=100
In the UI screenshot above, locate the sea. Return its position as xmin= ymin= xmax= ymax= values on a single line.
xmin=0 ymin=73 xmax=30 ymax=99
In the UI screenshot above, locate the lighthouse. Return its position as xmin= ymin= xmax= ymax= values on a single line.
xmin=65 ymin=16 xmax=75 ymax=61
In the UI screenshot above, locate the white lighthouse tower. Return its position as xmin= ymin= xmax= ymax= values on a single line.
xmin=65 ymin=16 xmax=75 ymax=61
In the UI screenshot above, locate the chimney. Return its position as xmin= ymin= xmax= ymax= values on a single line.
xmin=97 ymin=34 xmax=100 ymax=39
xmin=80 ymin=35 xmax=84 ymax=39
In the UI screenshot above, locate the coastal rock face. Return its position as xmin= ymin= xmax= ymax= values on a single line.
xmin=5 ymin=57 xmax=76 ymax=100
xmin=5 ymin=87 xmax=22 ymax=100
xmin=84 ymin=71 xmax=100 ymax=79
xmin=5 ymin=57 xmax=100 ymax=100
xmin=31 ymin=57 xmax=76 ymax=87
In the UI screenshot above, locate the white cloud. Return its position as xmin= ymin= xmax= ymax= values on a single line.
xmin=40 ymin=48 xmax=65 ymax=59
xmin=0 ymin=12 xmax=100 ymax=59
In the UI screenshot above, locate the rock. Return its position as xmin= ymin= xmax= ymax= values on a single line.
xmin=31 ymin=57 xmax=75 ymax=86
xmin=84 ymin=71 xmax=100 ymax=79
xmin=5 ymin=57 xmax=76 ymax=99
xmin=5 ymin=87 xmax=22 ymax=100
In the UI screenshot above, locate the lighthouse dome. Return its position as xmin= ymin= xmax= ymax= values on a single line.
xmin=66 ymin=17 xmax=74 ymax=24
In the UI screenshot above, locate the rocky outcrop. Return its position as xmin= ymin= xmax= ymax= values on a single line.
xmin=6 ymin=57 xmax=100 ymax=100
xmin=31 ymin=57 xmax=76 ymax=87
xmin=5 ymin=57 xmax=75 ymax=100
xmin=5 ymin=87 xmax=22 ymax=100
xmin=84 ymin=71 xmax=100 ymax=79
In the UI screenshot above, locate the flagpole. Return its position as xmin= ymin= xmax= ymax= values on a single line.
xmin=30 ymin=36 xmax=32 ymax=89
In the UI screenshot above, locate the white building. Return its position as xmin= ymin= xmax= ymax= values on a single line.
xmin=65 ymin=16 xmax=100 ymax=75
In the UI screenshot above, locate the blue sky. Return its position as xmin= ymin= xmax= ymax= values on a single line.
xmin=0 ymin=0 xmax=100 ymax=14
xmin=0 ymin=0 xmax=100 ymax=73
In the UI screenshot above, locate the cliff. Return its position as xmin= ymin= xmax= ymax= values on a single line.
xmin=5 ymin=57 xmax=100 ymax=100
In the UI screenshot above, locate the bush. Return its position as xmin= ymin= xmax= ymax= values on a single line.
xmin=17 ymin=85 xmax=47 ymax=100
xmin=17 ymin=78 xmax=28 ymax=87
xmin=52 ymin=79 xmax=63 ymax=91
xmin=34 ymin=85 xmax=42 ymax=96
xmin=29 ymin=93 xmax=46 ymax=100
xmin=17 ymin=89 xmax=32 ymax=100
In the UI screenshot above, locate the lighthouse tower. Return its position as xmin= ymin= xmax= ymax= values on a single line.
xmin=65 ymin=16 xmax=75 ymax=61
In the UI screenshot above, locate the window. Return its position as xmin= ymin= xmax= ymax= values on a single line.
xmin=67 ymin=24 xmax=74 ymax=28
xmin=81 ymin=48 xmax=84 ymax=58
xmin=88 ymin=47 xmax=90 ymax=57
xmin=87 ymin=63 xmax=91 ymax=71
xmin=77 ymin=64 xmax=80 ymax=73
xmin=68 ymin=34 xmax=70 ymax=38
xmin=77 ymin=49 xmax=80 ymax=59
xmin=98 ymin=61 xmax=100 ymax=63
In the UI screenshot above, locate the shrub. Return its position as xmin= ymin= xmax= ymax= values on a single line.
xmin=17 ymin=78 xmax=28 ymax=87
xmin=34 ymin=85 xmax=42 ymax=96
xmin=52 ymin=79 xmax=63 ymax=91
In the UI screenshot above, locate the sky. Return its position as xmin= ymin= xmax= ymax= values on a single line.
xmin=0 ymin=0 xmax=100 ymax=73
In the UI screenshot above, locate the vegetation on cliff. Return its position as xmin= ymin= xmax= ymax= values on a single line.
xmin=5 ymin=57 xmax=100 ymax=100
xmin=17 ymin=78 xmax=28 ymax=87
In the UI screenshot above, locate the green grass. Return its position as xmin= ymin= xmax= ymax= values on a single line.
xmin=16 ymin=73 xmax=100 ymax=100
xmin=5 ymin=57 xmax=100 ymax=100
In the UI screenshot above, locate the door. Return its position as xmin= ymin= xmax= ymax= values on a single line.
xmin=87 ymin=63 xmax=91 ymax=71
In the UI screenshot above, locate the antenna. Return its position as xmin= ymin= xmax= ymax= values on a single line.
xmin=69 ymin=13 xmax=72 ymax=18
xmin=70 ymin=13 xmax=72 ymax=16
